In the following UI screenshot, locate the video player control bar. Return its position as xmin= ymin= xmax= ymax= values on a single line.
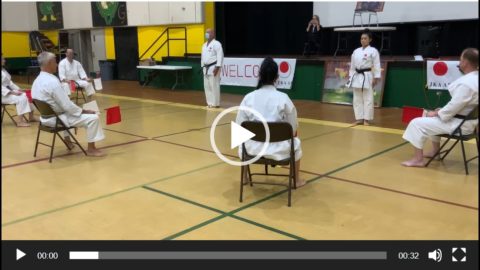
xmin=69 ymin=251 xmax=387 ymax=260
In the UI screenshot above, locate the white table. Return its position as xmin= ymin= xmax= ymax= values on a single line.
xmin=333 ymin=26 xmax=397 ymax=56
xmin=137 ymin=65 xmax=192 ymax=89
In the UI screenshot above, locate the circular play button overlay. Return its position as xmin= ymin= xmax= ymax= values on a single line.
xmin=210 ymin=106 xmax=270 ymax=166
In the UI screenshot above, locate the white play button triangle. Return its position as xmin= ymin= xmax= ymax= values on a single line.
xmin=231 ymin=121 xmax=256 ymax=149
xmin=16 ymin=249 xmax=26 ymax=260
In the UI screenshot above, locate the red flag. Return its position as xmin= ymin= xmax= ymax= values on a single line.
xmin=69 ymin=81 xmax=76 ymax=93
xmin=105 ymin=106 xmax=121 ymax=125
xmin=402 ymin=106 xmax=424 ymax=124
xmin=24 ymin=89 xmax=32 ymax=103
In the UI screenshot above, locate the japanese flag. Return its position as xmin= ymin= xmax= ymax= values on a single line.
xmin=427 ymin=61 xmax=462 ymax=90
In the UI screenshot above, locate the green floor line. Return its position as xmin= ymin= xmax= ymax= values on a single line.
xmin=163 ymin=215 xmax=227 ymax=240
xmin=163 ymin=141 xmax=409 ymax=240
xmin=2 ymin=162 xmax=224 ymax=227
xmin=142 ymin=186 xmax=304 ymax=240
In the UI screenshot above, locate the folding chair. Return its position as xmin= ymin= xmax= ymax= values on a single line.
xmin=32 ymin=99 xmax=87 ymax=163
xmin=69 ymin=81 xmax=86 ymax=105
xmin=240 ymin=121 xmax=297 ymax=207
xmin=1 ymin=103 xmax=28 ymax=126
xmin=425 ymin=106 xmax=479 ymax=175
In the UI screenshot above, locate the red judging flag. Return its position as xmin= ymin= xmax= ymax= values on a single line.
xmin=24 ymin=89 xmax=32 ymax=103
xmin=105 ymin=106 xmax=121 ymax=125
xmin=69 ymin=81 xmax=76 ymax=93
xmin=402 ymin=106 xmax=424 ymax=124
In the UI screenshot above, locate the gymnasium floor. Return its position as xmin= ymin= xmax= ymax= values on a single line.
xmin=1 ymin=80 xmax=478 ymax=240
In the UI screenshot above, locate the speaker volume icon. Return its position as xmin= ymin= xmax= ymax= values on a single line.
xmin=428 ymin=249 xmax=442 ymax=262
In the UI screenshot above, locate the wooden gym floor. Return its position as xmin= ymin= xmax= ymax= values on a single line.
xmin=1 ymin=79 xmax=478 ymax=240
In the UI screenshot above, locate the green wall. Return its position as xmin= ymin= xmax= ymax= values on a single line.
xmin=140 ymin=58 xmax=451 ymax=109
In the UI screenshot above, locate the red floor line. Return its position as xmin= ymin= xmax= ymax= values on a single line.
xmin=152 ymin=138 xmax=237 ymax=158
xmin=150 ymin=139 xmax=478 ymax=211
xmin=325 ymin=175 xmax=478 ymax=211
xmin=151 ymin=122 xmax=230 ymax=139
xmin=104 ymin=128 xmax=149 ymax=139
xmin=1 ymin=138 xmax=149 ymax=169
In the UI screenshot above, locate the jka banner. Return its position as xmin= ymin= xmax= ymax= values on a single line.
xmin=427 ymin=61 xmax=462 ymax=90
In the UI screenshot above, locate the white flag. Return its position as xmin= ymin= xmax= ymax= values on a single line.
xmin=427 ymin=61 xmax=462 ymax=90
xmin=93 ymin=78 xmax=103 ymax=91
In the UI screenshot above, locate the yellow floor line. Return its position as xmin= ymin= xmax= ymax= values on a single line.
xmin=96 ymin=93 xmax=477 ymax=144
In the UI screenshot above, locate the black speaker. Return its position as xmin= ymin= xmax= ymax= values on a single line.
xmin=416 ymin=26 xmax=441 ymax=58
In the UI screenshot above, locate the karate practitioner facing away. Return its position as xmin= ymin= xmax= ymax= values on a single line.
xmin=236 ymin=57 xmax=306 ymax=188
xmin=348 ymin=29 xmax=381 ymax=126
xmin=2 ymin=54 xmax=39 ymax=127
xmin=58 ymin=49 xmax=96 ymax=100
xmin=32 ymin=52 xmax=106 ymax=157
xmin=201 ymin=28 xmax=224 ymax=108
xmin=402 ymin=48 xmax=478 ymax=167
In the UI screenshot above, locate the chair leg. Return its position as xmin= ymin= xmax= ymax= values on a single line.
xmin=49 ymin=132 xmax=57 ymax=163
xmin=1 ymin=105 xmax=5 ymax=123
xmin=33 ymin=126 xmax=41 ymax=157
xmin=56 ymin=132 xmax=73 ymax=150
xmin=287 ymin=161 xmax=293 ymax=207
xmin=440 ymin=139 xmax=458 ymax=160
xmin=426 ymin=138 xmax=450 ymax=167
xmin=240 ymin=165 xmax=244 ymax=203
xmin=460 ymin=140 xmax=469 ymax=175
xmin=65 ymin=128 xmax=87 ymax=156
xmin=80 ymin=89 xmax=86 ymax=103
xmin=292 ymin=160 xmax=297 ymax=190
xmin=247 ymin=165 xmax=253 ymax=187
xmin=4 ymin=107 xmax=17 ymax=125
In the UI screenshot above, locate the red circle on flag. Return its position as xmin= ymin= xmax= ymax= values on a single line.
xmin=433 ymin=62 xmax=448 ymax=76
xmin=279 ymin=62 xmax=289 ymax=73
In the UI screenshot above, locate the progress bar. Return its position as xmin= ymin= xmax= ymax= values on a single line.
xmin=69 ymin=251 xmax=387 ymax=260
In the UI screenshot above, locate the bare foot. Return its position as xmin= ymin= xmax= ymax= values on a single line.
xmin=352 ymin=120 xmax=363 ymax=126
xmin=401 ymin=159 xmax=425 ymax=167
xmin=87 ymin=149 xmax=106 ymax=157
xmin=29 ymin=116 xmax=40 ymax=122
xmin=363 ymin=120 xmax=370 ymax=126
xmin=16 ymin=122 xmax=31 ymax=127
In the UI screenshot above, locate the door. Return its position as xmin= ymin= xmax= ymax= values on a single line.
xmin=114 ymin=27 xmax=139 ymax=81
xmin=68 ymin=30 xmax=94 ymax=75
xmin=91 ymin=29 xmax=106 ymax=72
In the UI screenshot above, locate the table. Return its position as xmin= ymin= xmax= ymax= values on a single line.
xmin=333 ymin=26 xmax=397 ymax=57
xmin=136 ymin=65 xmax=192 ymax=90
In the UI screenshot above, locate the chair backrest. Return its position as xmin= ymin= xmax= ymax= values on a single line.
xmin=465 ymin=106 xmax=479 ymax=120
xmin=241 ymin=121 xmax=293 ymax=143
xmin=452 ymin=105 xmax=479 ymax=135
xmin=32 ymin=99 xmax=57 ymax=118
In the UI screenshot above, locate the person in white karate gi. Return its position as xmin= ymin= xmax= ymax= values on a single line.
xmin=348 ymin=29 xmax=381 ymax=126
xmin=201 ymin=28 xmax=224 ymax=108
xmin=2 ymin=54 xmax=39 ymax=127
xmin=402 ymin=48 xmax=478 ymax=167
xmin=58 ymin=49 xmax=96 ymax=100
xmin=32 ymin=52 xmax=106 ymax=157
xmin=236 ymin=57 xmax=305 ymax=187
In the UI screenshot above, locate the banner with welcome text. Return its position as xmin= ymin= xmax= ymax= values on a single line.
xmin=220 ymin=58 xmax=296 ymax=90
xmin=427 ymin=60 xmax=462 ymax=90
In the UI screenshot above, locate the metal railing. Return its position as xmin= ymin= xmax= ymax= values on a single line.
xmin=139 ymin=27 xmax=187 ymax=61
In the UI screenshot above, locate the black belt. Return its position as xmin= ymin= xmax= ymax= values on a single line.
xmin=351 ymin=68 xmax=372 ymax=91
xmin=200 ymin=61 xmax=217 ymax=75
